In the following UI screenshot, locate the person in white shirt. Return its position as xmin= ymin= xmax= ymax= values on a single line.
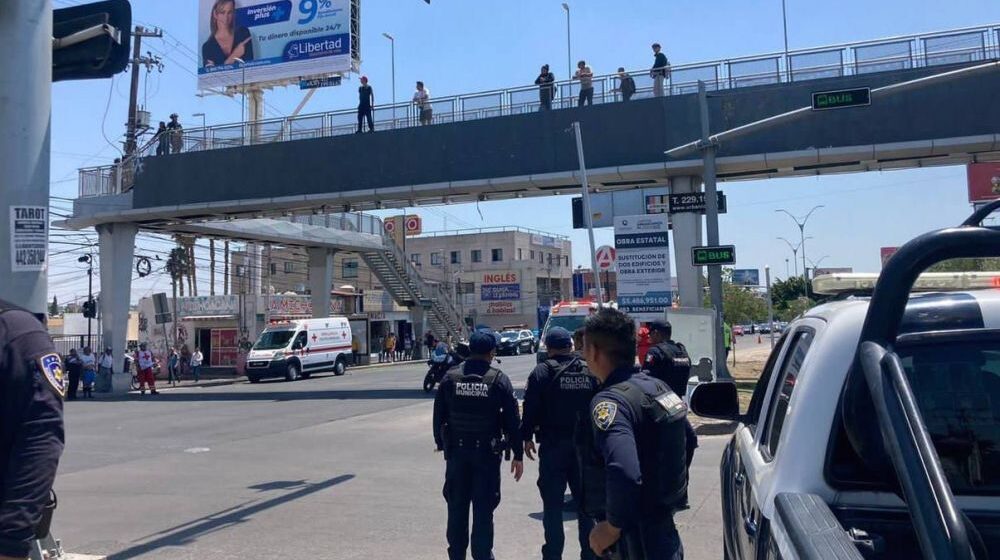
xmin=191 ymin=347 xmax=204 ymax=382
xmin=413 ymin=81 xmax=432 ymax=125
xmin=79 ymin=346 xmax=98 ymax=398
xmin=98 ymin=347 xmax=115 ymax=393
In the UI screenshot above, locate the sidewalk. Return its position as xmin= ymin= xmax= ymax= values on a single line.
xmin=142 ymin=358 xmax=429 ymax=392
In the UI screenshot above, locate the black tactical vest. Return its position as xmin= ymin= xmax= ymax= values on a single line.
xmin=647 ymin=341 xmax=692 ymax=397
xmin=539 ymin=357 xmax=596 ymax=439
xmin=576 ymin=376 xmax=689 ymax=519
xmin=445 ymin=363 xmax=502 ymax=442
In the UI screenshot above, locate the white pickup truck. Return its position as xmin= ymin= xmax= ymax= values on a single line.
xmin=691 ymin=203 xmax=1000 ymax=560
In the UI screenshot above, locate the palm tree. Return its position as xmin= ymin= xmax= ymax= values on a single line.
xmin=166 ymin=246 xmax=192 ymax=346
xmin=209 ymin=239 xmax=216 ymax=296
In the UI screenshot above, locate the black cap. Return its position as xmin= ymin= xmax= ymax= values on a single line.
xmin=648 ymin=320 xmax=672 ymax=333
xmin=544 ymin=327 xmax=573 ymax=350
xmin=469 ymin=329 xmax=498 ymax=354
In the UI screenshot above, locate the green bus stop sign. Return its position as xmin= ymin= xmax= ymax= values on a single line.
xmin=811 ymin=87 xmax=871 ymax=111
xmin=692 ymin=245 xmax=736 ymax=266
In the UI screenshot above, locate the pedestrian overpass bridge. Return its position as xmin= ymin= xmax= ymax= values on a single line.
xmin=61 ymin=24 xmax=1000 ymax=391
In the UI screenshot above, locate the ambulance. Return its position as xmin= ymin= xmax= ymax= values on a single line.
xmin=536 ymin=300 xmax=612 ymax=362
xmin=245 ymin=317 xmax=353 ymax=382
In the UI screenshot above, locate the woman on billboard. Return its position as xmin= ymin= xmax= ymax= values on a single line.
xmin=202 ymin=0 xmax=254 ymax=67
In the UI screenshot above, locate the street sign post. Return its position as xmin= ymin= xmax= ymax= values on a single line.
xmin=811 ymin=87 xmax=871 ymax=110
xmin=692 ymin=245 xmax=736 ymax=266
xmin=668 ymin=191 xmax=727 ymax=214
xmin=595 ymin=245 xmax=616 ymax=270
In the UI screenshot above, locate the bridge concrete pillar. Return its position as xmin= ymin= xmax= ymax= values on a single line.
xmin=307 ymin=247 xmax=334 ymax=318
xmin=670 ymin=176 xmax=704 ymax=308
xmin=96 ymin=222 xmax=137 ymax=394
xmin=411 ymin=305 xmax=426 ymax=360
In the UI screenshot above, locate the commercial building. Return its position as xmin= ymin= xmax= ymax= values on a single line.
xmin=403 ymin=227 xmax=573 ymax=330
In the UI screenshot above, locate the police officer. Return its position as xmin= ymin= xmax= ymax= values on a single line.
xmin=521 ymin=327 xmax=598 ymax=560
xmin=0 ymin=300 xmax=66 ymax=560
xmin=579 ymin=308 xmax=686 ymax=559
xmin=643 ymin=320 xmax=699 ymax=508
xmin=433 ymin=329 xmax=524 ymax=560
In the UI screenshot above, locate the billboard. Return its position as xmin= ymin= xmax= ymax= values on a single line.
xmin=732 ymin=269 xmax=760 ymax=286
xmin=815 ymin=267 xmax=853 ymax=276
xmin=481 ymin=272 xmax=521 ymax=301
xmin=197 ymin=0 xmax=356 ymax=90
xmin=614 ymin=214 xmax=671 ymax=321
xmin=880 ymin=247 xmax=899 ymax=267
xmin=967 ymin=163 xmax=1000 ymax=203
xmin=571 ymin=186 xmax=669 ymax=229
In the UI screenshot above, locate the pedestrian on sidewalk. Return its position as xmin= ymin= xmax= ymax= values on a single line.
xmin=617 ymin=67 xmax=636 ymax=101
xmin=79 ymin=346 xmax=97 ymax=399
xmin=357 ymin=76 xmax=375 ymax=133
xmin=191 ymin=347 xmax=204 ymax=382
xmin=651 ymin=43 xmax=670 ymax=97
xmin=535 ymin=64 xmax=556 ymax=110
xmin=385 ymin=332 xmax=397 ymax=363
xmin=404 ymin=335 xmax=414 ymax=360
xmin=167 ymin=349 xmax=180 ymax=386
xmin=574 ymin=60 xmax=594 ymax=107
xmin=425 ymin=331 xmax=437 ymax=359
xmin=155 ymin=122 xmax=169 ymax=156
xmin=98 ymin=346 xmax=115 ymax=393
xmin=167 ymin=113 xmax=184 ymax=154
xmin=65 ymin=348 xmax=82 ymax=400
xmin=413 ymin=81 xmax=432 ymax=125
xmin=135 ymin=342 xmax=159 ymax=395
xmin=352 ymin=334 xmax=360 ymax=365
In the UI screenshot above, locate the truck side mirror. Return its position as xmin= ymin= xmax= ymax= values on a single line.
xmin=689 ymin=381 xmax=739 ymax=420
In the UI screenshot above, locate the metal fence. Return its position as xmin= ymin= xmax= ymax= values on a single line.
xmin=79 ymin=23 xmax=1000 ymax=198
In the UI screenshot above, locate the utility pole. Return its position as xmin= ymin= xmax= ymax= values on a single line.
xmin=124 ymin=26 xmax=163 ymax=157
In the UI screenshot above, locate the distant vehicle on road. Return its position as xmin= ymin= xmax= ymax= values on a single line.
xmin=691 ymin=203 xmax=1000 ymax=560
xmin=537 ymin=299 xmax=610 ymax=362
xmin=245 ymin=317 xmax=352 ymax=382
xmin=497 ymin=329 xmax=536 ymax=356
xmin=732 ymin=325 xmax=744 ymax=336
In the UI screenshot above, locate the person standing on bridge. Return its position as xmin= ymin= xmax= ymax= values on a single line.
xmin=651 ymin=43 xmax=670 ymax=97
xmin=357 ymin=76 xmax=375 ymax=133
xmin=167 ymin=113 xmax=184 ymax=154
xmin=574 ymin=60 xmax=594 ymax=107
xmin=535 ymin=64 xmax=556 ymax=110
xmin=617 ymin=67 xmax=637 ymax=102
xmin=414 ymin=81 xmax=433 ymax=126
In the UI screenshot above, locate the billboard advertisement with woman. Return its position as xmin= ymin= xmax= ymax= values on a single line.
xmin=198 ymin=0 xmax=355 ymax=90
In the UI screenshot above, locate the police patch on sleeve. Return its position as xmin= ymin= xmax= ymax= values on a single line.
xmin=593 ymin=401 xmax=618 ymax=431
xmin=38 ymin=353 xmax=66 ymax=398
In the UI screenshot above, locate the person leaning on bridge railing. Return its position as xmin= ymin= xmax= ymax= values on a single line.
xmin=574 ymin=60 xmax=594 ymax=107
xmin=651 ymin=43 xmax=670 ymax=97
xmin=535 ymin=64 xmax=556 ymax=110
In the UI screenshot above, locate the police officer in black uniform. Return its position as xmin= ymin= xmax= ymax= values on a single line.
xmin=433 ymin=329 xmax=524 ymax=560
xmin=521 ymin=327 xmax=598 ymax=560
xmin=578 ymin=308 xmax=687 ymax=559
xmin=0 ymin=300 xmax=66 ymax=560
xmin=643 ymin=320 xmax=699 ymax=508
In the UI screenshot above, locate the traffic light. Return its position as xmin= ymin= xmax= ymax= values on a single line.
xmin=53 ymin=0 xmax=132 ymax=82
xmin=82 ymin=299 xmax=97 ymax=319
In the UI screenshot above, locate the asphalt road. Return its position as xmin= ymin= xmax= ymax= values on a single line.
xmin=54 ymin=354 xmax=726 ymax=559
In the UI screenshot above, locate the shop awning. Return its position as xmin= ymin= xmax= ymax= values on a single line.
xmin=182 ymin=314 xmax=239 ymax=321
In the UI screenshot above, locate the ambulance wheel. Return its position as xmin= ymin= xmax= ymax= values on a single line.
xmin=285 ymin=363 xmax=301 ymax=382
xmin=334 ymin=357 xmax=347 ymax=376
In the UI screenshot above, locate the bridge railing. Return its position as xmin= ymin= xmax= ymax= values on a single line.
xmin=79 ymin=23 xmax=1000 ymax=199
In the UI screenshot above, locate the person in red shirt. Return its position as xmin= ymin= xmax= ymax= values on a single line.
xmin=134 ymin=342 xmax=159 ymax=395
xmin=636 ymin=323 xmax=652 ymax=365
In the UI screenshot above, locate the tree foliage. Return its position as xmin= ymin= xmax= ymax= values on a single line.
xmin=49 ymin=296 xmax=59 ymax=317
xmin=928 ymin=258 xmax=1000 ymax=273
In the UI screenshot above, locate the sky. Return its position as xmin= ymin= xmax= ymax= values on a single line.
xmin=46 ymin=0 xmax=1000 ymax=305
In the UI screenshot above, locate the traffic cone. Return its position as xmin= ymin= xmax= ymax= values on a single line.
xmin=757 ymin=334 xmax=762 ymax=344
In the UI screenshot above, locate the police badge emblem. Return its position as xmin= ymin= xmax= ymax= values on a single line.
xmin=38 ymin=353 xmax=66 ymax=398
xmin=593 ymin=401 xmax=618 ymax=431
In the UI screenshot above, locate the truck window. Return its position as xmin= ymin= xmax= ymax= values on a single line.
xmin=762 ymin=329 xmax=814 ymax=460
xmin=254 ymin=329 xmax=295 ymax=350
xmin=744 ymin=331 xmax=790 ymax=432
xmin=293 ymin=332 xmax=308 ymax=349
xmin=829 ymin=336 xmax=1000 ymax=496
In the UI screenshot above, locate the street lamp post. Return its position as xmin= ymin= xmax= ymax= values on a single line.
xmin=777 ymin=205 xmax=824 ymax=293
xmin=192 ymin=112 xmax=206 ymax=150
xmin=777 ymin=236 xmax=810 ymax=278
xmin=561 ymin=3 xmax=571 ymax=83
xmin=382 ymin=33 xmax=396 ymax=127
xmin=781 ymin=0 xmax=790 ymax=77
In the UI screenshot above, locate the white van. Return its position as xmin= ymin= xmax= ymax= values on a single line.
xmin=246 ymin=317 xmax=353 ymax=382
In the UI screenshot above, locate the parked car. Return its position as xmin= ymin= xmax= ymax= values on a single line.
xmin=690 ymin=204 xmax=1000 ymax=560
xmin=497 ymin=329 xmax=536 ymax=356
xmin=732 ymin=325 xmax=745 ymax=336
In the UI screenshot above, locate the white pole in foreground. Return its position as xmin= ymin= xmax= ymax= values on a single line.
xmin=572 ymin=121 xmax=605 ymax=305
xmin=0 ymin=1 xmax=51 ymax=315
